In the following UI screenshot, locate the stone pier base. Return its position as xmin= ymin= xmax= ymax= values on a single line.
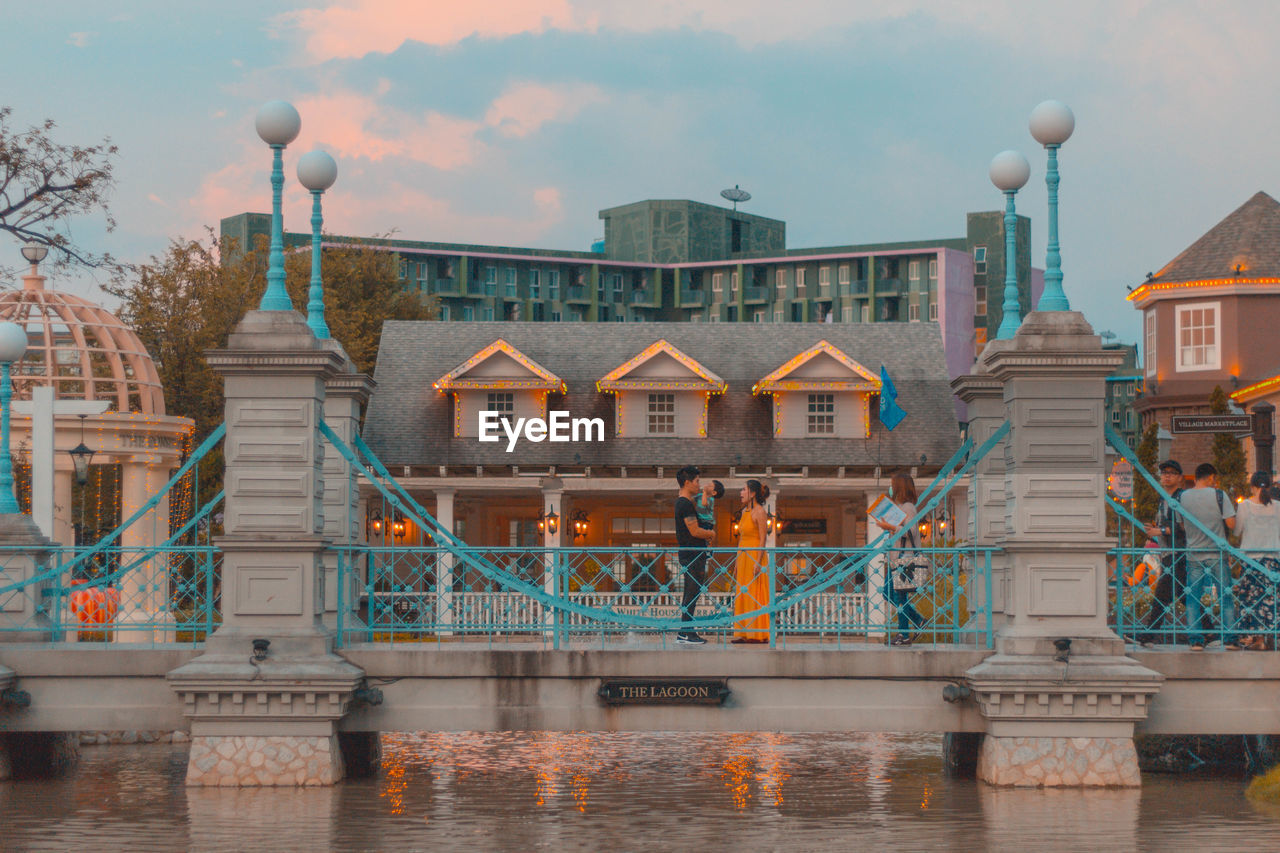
xmin=186 ymin=734 xmax=346 ymax=787
xmin=978 ymin=736 xmax=1140 ymax=787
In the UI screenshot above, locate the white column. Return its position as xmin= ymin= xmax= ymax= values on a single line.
xmin=434 ymin=489 xmax=455 ymax=633
xmin=52 ymin=467 xmax=74 ymax=552
xmin=541 ymin=479 xmax=563 ymax=637
xmin=117 ymin=460 xmax=169 ymax=642
xmin=864 ymin=488 xmax=889 ymax=642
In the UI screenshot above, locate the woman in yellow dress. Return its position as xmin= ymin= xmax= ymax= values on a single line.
xmin=732 ymin=479 xmax=771 ymax=644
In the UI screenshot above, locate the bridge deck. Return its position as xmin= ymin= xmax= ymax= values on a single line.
xmin=1 ymin=645 xmax=1275 ymax=735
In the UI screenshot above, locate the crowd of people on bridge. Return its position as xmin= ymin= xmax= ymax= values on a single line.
xmin=1135 ymin=459 xmax=1280 ymax=650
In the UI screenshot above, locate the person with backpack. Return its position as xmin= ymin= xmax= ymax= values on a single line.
xmin=1231 ymin=471 xmax=1280 ymax=650
xmin=1139 ymin=459 xmax=1187 ymax=646
xmin=1179 ymin=462 xmax=1237 ymax=650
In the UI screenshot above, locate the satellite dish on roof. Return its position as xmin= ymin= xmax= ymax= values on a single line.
xmin=720 ymin=185 xmax=751 ymax=211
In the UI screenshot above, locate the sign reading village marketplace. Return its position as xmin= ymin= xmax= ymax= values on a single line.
xmin=1170 ymin=414 xmax=1253 ymax=435
xmin=598 ymin=679 xmax=730 ymax=706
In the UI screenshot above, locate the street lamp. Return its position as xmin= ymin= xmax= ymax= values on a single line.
xmin=255 ymin=100 xmax=302 ymax=312
xmin=67 ymin=414 xmax=95 ymax=547
xmin=20 ymin=242 xmax=48 ymax=272
xmin=297 ymin=150 xmax=338 ymax=339
xmin=0 ymin=322 xmax=28 ymax=514
xmin=1028 ymin=99 xmax=1075 ymax=312
xmin=989 ymin=150 xmax=1030 ymax=340
xmin=538 ymin=506 xmax=559 ymax=536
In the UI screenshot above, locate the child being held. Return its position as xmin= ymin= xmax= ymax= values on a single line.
xmin=696 ymin=479 xmax=725 ymax=529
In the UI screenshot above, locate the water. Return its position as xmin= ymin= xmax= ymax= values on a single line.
xmin=2 ymin=733 xmax=1278 ymax=852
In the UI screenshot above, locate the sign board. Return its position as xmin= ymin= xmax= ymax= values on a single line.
xmin=1109 ymin=460 xmax=1134 ymax=500
xmin=782 ymin=518 xmax=827 ymax=535
xmin=598 ymin=678 xmax=730 ymax=706
xmin=1170 ymin=414 xmax=1253 ymax=435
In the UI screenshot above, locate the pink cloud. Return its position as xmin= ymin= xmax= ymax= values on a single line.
xmin=485 ymin=82 xmax=603 ymax=138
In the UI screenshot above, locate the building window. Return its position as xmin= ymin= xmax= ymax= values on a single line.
xmin=754 ymin=310 xmax=765 ymax=323
xmin=548 ymin=269 xmax=560 ymax=300
xmin=776 ymin=269 xmax=786 ymax=292
xmin=485 ymin=266 xmax=497 ymax=284
xmin=504 ymin=267 xmax=517 ymax=285
xmin=462 ymin=306 xmax=475 ymax=321
xmin=975 ymin=285 xmax=987 ymax=317
xmin=1145 ymin=310 xmax=1156 ymax=376
xmin=482 ymin=307 xmax=495 ymax=321
xmin=974 ymin=246 xmax=987 ymax=275
xmin=611 ymin=273 xmax=623 ymax=301
xmin=929 ymin=300 xmax=938 ymax=321
xmin=529 ymin=269 xmax=541 ymax=299
xmin=551 ymin=311 xmax=561 ymax=321
xmin=440 ymin=305 xmax=450 ymax=321
xmin=730 ymin=271 xmax=739 ymax=297
xmin=712 ymin=272 xmax=724 ymax=294
xmin=1111 ymin=408 xmax=1121 ymax=424
xmin=842 ymin=305 xmax=853 ymax=322
xmin=774 ymin=308 xmax=784 ymax=323
xmin=615 ymin=314 xmax=626 ymax=322
xmin=647 ymin=394 xmax=675 ymax=434
xmin=909 ymin=260 xmax=920 ymax=281
xmin=860 ymin=305 xmax=870 ymax=323
xmin=1125 ymin=410 xmax=1133 ymax=428
xmin=819 ymin=266 xmax=830 ymax=286
xmin=807 ymin=394 xmax=835 ymax=434
xmin=908 ymin=301 xmax=920 ymax=322
xmin=796 ymin=267 xmax=806 ymax=289
xmin=1175 ymin=301 xmax=1220 ymax=371
xmin=709 ymin=313 xmax=720 ymax=323
xmin=486 ymin=392 xmax=515 ymax=417
xmin=929 ymin=259 xmax=937 ymax=279
xmin=839 ymin=265 xmax=850 ymax=286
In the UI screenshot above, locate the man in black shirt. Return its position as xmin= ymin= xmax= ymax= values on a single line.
xmin=674 ymin=465 xmax=715 ymax=645
xmin=1139 ymin=459 xmax=1187 ymax=646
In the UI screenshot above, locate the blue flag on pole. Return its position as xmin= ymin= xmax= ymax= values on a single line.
xmin=878 ymin=365 xmax=906 ymax=431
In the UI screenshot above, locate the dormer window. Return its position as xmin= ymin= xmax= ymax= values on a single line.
xmin=434 ymin=339 xmax=565 ymax=437
xmin=752 ymin=340 xmax=880 ymax=439
xmin=598 ymin=340 xmax=726 ymax=439
xmin=807 ymin=394 xmax=835 ymax=434
xmin=487 ymin=392 xmax=515 ymax=418
xmin=647 ymin=394 xmax=676 ymax=434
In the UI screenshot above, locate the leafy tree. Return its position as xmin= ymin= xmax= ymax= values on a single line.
xmin=1209 ymin=385 xmax=1248 ymax=500
xmin=0 ymin=107 xmax=120 ymax=275
xmin=1134 ymin=421 xmax=1160 ymax=521
xmin=103 ymin=231 xmax=436 ymax=502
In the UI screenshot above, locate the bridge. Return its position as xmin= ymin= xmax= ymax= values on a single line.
xmin=2 ymin=308 xmax=1276 ymax=789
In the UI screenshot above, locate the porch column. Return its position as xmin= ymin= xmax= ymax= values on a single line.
xmin=965 ymin=312 xmax=1162 ymax=787
xmin=117 ymin=460 xmax=170 ymax=643
xmin=541 ymin=478 xmax=563 ymax=634
xmin=434 ymin=489 xmax=455 ymax=633
xmin=864 ymin=487 xmax=888 ymax=643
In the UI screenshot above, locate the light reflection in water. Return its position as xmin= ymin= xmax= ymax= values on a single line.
xmin=4 ymin=733 xmax=1280 ymax=852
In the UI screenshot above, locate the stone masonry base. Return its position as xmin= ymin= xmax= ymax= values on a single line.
xmin=186 ymin=735 xmax=345 ymax=786
xmin=978 ymin=736 xmax=1141 ymax=787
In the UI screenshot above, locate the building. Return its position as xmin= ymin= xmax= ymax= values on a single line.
xmin=221 ymin=199 xmax=1041 ymax=388
xmin=360 ymin=321 xmax=959 ymax=561
xmin=1104 ymin=342 xmax=1142 ymax=450
xmin=1129 ymin=191 xmax=1280 ymax=463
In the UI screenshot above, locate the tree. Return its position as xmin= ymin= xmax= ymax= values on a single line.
xmin=1209 ymin=385 xmax=1248 ymax=500
xmin=1134 ymin=421 xmax=1160 ymax=521
xmin=103 ymin=232 xmax=436 ymax=501
xmin=0 ymin=107 xmax=120 ymax=275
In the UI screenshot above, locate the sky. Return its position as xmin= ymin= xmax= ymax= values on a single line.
xmin=4 ymin=0 xmax=1280 ymax=349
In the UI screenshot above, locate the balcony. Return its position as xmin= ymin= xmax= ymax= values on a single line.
xmin=565 ymin=285 xmax=592 ymax=304
xmin=501 ymin=285 xmax=522 ymax=302
xmin=628 ymin=288 xmax=659 ymax=307
xmin=679 ymin=288 xmax=707 ymax=307
xmin=874 ymin=278 xmax=905 ymax=296
xmin=433 ymin=278 xmax=461 ymax=296
xmin=813 ymin=285 xmax=834 ymax=303
xmin=851 ymin=280 xmax=869 ymax=296
xmin=743 ymin=286 xmax=770 ymax=304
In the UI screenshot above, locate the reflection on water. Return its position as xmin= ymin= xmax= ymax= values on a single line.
xmin=2 ymin=732 xmax=1279 ymax=852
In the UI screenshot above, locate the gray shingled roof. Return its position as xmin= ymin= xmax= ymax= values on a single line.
xmin=363 ymin=321 xmax=959 ymax=468
xmin=1147 ymin=191 xmax=1280 ymax=285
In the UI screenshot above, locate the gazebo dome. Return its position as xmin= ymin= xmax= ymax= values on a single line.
xmin=0 ymin=271 xmax=165 ymax=415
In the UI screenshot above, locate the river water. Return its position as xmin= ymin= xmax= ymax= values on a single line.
xmin=2 ymin=732 xmax=1277 ymax=852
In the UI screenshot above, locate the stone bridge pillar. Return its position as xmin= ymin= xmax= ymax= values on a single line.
xmin=321 ymin=366 xmax=375 ymax=624
xmin=167 ymin=311 xmax=365 ymax=786
xmin=965 ymin=312 xmax=1162 ymax=787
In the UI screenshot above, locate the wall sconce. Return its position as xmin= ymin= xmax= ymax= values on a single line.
xmin=765 ymin=511 xmax=777 ymax=533
xmin=570 ymin=509 xmax=590 ymax=540
xmin=392 ymin=514 xmax=407 ymax=539
xmin=731 ymin=519 xmax=740 ymax=537
xmin=538 ymin=505 xmax=559 ymax=536
xmin=367 ymin=509 xmax=384 ymax=538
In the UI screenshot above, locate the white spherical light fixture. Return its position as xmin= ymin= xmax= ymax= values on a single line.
xmin=20 ymin=242 xmax=49 ymax=266
xmin=255 ymin=101 xmax=302 ymax=146
xmin=297 ymin=150 xmax=338 ymax=192
xmin=1029 ymin=100 xmax=1075 ymax=146
xmin=989 ymin=150 xmax=1030 ymax=192
xmin=0 ymin=322 xmax=28 ymax=364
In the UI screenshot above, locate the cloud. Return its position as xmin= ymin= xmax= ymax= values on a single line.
xmin=484 ymin=82 xmax=604 ymax=138
xmin=67 ymin=31 xmax=96 ymax=48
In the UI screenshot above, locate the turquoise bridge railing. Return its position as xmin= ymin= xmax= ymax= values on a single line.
xmin=325 ymin=419 xmax=1008 ymax=649
xmin=1105 ymin=425 xmax=1280 ymax=650
xmin=0 ymin=424 xmax=226 ymax=644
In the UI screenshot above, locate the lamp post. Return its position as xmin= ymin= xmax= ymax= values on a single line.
xmin=68 ymin=415 xmax=95 ymax=547
xmin=255 ymin=101 xmax=302 ymax=312
xmin=1028 ymin=100 xmax=1075 ymax=312
xmin=20 ymin=241 xmax=49 ymax=275
xmin=297 ymin=150 xmax=338 ymax=339
xmin=989 ymin=150 xmax=1031 ymax=339
xmin=0 ymin=322 xmax=28 ymax=514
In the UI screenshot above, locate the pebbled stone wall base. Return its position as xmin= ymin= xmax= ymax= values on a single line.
xmin=186 ymin=735 xmax=345 ymax=787
xmin=978 ymin=736 xmax=1140 ymax=787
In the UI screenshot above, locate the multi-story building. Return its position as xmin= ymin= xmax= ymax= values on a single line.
xmin=1129 ymin=190 xmax=1280 ymax=465
xmin=1104 ymin=342 xmax=1143 ymax=450
xmin=221 ymin=198 xmax=1039 ymax=387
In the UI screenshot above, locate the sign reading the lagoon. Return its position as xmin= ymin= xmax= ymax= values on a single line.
xmin=598 ymin=679 xmax=730 ymax=706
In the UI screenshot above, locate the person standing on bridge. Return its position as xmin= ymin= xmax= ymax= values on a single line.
xmin=1139 ymin=459 xmax=1187 ymax=647
xmin=731 ymin=479 xmax=771 ymax=644
xmin=1180 ymin=463 xmax=1236 ymax=650
xmin=874 ymin=471 xmax=927 ymax=647
xmin=1231 ymin=471 xmax=1280 ymax=650
xmin=675 ymin=466 xmax=715 ymax=646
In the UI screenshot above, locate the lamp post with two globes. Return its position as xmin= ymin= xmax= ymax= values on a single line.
xmin=297 ymin=150 xmax=338 ymax=340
